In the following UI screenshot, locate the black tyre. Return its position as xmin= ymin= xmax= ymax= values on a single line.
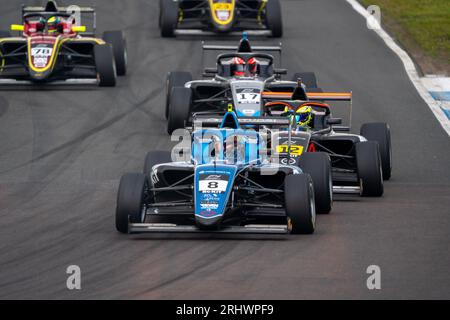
xmin=0 ymin=31 xmax=11 ymax=38
xmin=94 ymin=44 xmax=117 ymax=87
xmin=103 ymin=31 xmax=127 ymax=76
xmin=360 ymin=122 xmax=392 ymax=180
xmin=160 ymin=0 xmax=179 ymax=37
xmin=297 ymin=152 xmax=333 ymax=214
xmin=165 ymin=71 xmax=192 ymax=119
xmin=143 ymin=151 xmax=172 ymax=176
xmin=116 ymin=173 xmax=149 ymax=233
xmin=265 ymin=0 xmax=283 ymax=38
xmin=292 ymin=72 xmax=318 ymax=88
xmin=167 ymin=87 xmax=192 ymax=134
xmin=355 ymin=141 xmax=383 ymax=197
xmin=284 ymin=174 xmax=315 ymax=234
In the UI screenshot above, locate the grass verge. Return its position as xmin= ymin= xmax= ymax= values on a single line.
xmin=360 ymin=0 xmax=450 ymax=75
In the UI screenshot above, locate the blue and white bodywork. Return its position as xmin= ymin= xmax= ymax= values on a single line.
xmin=117 ymin=112 xmax=316 ymax=235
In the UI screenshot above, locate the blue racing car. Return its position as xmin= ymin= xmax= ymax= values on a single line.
xmin=115 ymin=112 xmax=331 ymax=235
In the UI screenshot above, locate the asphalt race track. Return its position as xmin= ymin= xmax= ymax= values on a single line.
xmin=0 ymin=0 xmax=449 ymax=299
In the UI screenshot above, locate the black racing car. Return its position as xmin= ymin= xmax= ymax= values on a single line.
xmin=264 ymin=85 xmax=392 ymax=197
xmin=159 ymin=0 xmax=283 ymax=37
xmin=165 ymin=36 xmax=318 ymax=133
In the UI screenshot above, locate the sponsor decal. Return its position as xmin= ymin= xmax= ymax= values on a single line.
xmin=276 ymin=144 xmax=304 ymax=156
xmin=213 ymin=3 xmax=232 ymax=21
xmin=236 ymin=88 xmax=261 ymax=105
xmin=199 ymin=174 xmax=229 ymax=194
xmin=31 ymin=47 xmax=53 ymax=68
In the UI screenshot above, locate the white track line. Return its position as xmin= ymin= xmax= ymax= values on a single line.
xmin=346 ymin=0 xmax=450 ymax=136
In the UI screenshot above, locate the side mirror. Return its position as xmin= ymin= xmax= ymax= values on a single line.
xmin=72 ymin=26 xmax=86 ymax=33
xmin=327 ymin=118 xmax=342 ymax=125
xmin=11 ymin=24 xmax=24 ymax=32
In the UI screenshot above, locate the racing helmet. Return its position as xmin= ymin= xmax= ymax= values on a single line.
xmin=247 ymin=57 xmax=259 ymax=76
xmin=230 ymin=57 xmax=246 ymax=77
xmin=47 ymin=16 xmax=62 ymax=34
xmin=284 ymin=105 xmax=314 ymax=128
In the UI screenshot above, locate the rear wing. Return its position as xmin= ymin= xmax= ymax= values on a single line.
xmin=21 ymin=4 xmax=97 ymax=36
xmin=262 ymin=91 xmax=354 ymax=131
xmin=202 ymin=43 xmax=282 ymax=53
xmin=262 ymin=91 xmax=353 ymax=101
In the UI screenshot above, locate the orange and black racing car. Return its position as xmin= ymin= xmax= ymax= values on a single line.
xmin=159 ymin=0 xmax=283 ymax=38
xmin=0 ymin=1 xmax=127 ymax=87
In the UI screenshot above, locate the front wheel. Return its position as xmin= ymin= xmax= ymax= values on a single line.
xmin=160 ymin=0 xmax=178 ymax=37
xmin=284 ymin=174 xmax=315 ymax=234
xmin=167 ymin=87 xmax=192 ymax=134
xmin=94 ymin=44 xmax=117 ymax=87
xmin=165 ymin=71 xmax=192 ymax=119
xmin=116 ymin=173 xmax=149 ymax=233
xmin=297 ymin=152 xmax=333 ymax=214
xmin=103 ymin=31 xmax=127 ymax=76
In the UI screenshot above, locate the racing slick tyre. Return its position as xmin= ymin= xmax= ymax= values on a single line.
xmin=360 ymin=122 xmax=392 ymax=180
xmin=160 ymin=0 xmax=178 ymax=37
xmin=103 ymin=31 xmax=127 ymax=76
xmin=265 ymin=0 xmax=283 ymax=38
xmin=143 ymin=151 xmax=172 ymax=176
xmin=116 ymin=173 xmax=149 ymax=233
xmin=292 ymin=72 xmax=318 ymax=88
xmin=0 ymin=31 xmax=11 ymax=38
xmin=166 ymin=71 xmax=193 ymax=119
xmin=297 ymin=152 xmax=333 ymax=214
xmin=355 ymin=141 xmax=384 ymax=197
xmin=284 ymin=174 xmax=316 ymax=234
xmin=167 ymin=87 xmax=192 ymax=134
xmin=94 ymin=44 xmax=117 ymax=87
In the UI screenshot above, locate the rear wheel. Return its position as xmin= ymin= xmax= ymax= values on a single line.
xmin=143 ymin=151 xmax=172 ymax=176
xmin=165 ymin=71 xmax=192 ymax=119
xmin=297 ymin=152 xmax=333 ymax=214
xmin=167 ymin=87 xmax=192 ymax=134
xmin=284 ymin=174 xmax=315 ymax=234
xmin=361 ymin=122 xmax=392 ymax=180
xmin=94 ymin=44 xmax=117 ymax=87
xmin=356 ymin=141 xmax=384 ymax=197
xmin=103 ymin=31 xmax=127 ymax=76
xmin=116 ymin=173 xmax=149 ymax=233
xmin=160 ymin=0 xmax=179 ymax=37
xmin=265 ymin=0 xmax=283 ymax=38
xmin=292 ymin=72 xmax=318 ymax=88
